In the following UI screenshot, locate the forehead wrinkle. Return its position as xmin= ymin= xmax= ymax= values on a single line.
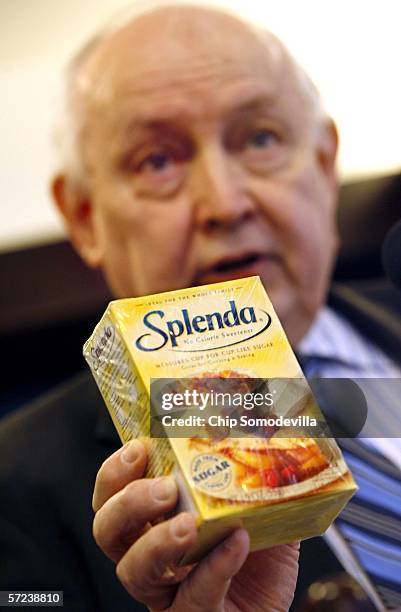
xmin=85 ymin=47 xmax=282 ymax=113
xmin=108 ymin=87 xmax=282 ymax=145
xmin=84 ymin=52 xmax=286 ymax=142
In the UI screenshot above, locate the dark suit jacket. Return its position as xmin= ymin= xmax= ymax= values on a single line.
xmin=1 ymin=282 xmax=400 ymax=611
xmin=0 ymin=371 xmax=144 ymax=611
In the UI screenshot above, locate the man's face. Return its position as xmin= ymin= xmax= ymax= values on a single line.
xmin=64 ymin=8 xmax=338 ymax=344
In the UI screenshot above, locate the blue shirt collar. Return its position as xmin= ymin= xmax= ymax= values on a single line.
xmin=297 ymin=306 xmax=398 ymax=374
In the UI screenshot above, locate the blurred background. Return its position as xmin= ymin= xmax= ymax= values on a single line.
xmin=1 ymin=0 xmax=400 ymax=410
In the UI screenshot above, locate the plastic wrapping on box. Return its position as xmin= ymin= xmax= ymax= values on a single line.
xmin=84 ymin=276 xmax=357 ymax=563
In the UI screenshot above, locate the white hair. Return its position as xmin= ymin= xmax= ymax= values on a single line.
xmin=52 ymin=0 xmax=326 ymax=185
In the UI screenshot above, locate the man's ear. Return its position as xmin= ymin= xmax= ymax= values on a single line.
xmin=316 ymin=118 xmax=339 ymax=193
xmin=51 ymin=174 xmax=102 ymax=269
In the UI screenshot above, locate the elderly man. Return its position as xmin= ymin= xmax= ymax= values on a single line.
xmin=1 ymin=3 xmax=401 ymax=612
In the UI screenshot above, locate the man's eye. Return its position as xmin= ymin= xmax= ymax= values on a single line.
xmin=129 ymin=147 xmax=186 ymax=196
xmin=247 ymin=129 xmax=277 ymax=149
xmin=138 ymin=152 xmax=173 ymax=173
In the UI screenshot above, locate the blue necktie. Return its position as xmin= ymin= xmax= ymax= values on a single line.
xmin=298 ymin=354 xmax=401 ymax=610
xmin=336 ymin=438 xmax=401 ymax=610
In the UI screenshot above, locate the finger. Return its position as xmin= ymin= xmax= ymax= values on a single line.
xmin=228 ymin=542 xmax=300 ymax=612
xmin=93 ymin=476 xmax=178 ymax=562
xmin=116 ymin=512 xmax=197 ymax=610
xmin=234 ymin=542 xmax=300 ymax=610
xmin=175 ymin=528 xmax=250 ymax=611
xmin=92 ymin=439 xmax=147 ymax=512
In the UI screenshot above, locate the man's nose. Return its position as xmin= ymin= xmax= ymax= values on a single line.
xmin=190 ymin=145 xmax=256 ymax=231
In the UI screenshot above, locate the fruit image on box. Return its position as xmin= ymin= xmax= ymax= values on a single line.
xmin=83 ymin=276 xmax=357 ymax=563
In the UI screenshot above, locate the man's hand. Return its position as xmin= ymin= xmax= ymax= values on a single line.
xmin=92 ymin=440 xmax=299 ymax=612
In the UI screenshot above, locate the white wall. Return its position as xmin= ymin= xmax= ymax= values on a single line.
xmin=1 ymin=0 xmax=400 ymax=252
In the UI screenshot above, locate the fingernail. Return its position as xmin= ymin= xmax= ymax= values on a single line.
xmin=120 ymin=441 xmax=139 ymax=464
xmin=151 ymin=477 xmax=176 ymax=502
xmin=170 ymin=513 xmax=193 ymax=540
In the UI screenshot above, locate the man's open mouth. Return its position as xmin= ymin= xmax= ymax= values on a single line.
xmin=196 ymin=252 xmax=280 ymax=284
xmin=213 ymin=253 xmax=264 ymax=274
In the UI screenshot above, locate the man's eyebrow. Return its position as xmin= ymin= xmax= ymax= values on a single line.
xmin=117 ymin=120 xmax=187 ymax=149
xmin=117 ymin=116 xmax=189 ymax=140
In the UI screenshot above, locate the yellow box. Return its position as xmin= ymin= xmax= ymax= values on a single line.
xmin=83 ymin=276 xmax=356 ymax=563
